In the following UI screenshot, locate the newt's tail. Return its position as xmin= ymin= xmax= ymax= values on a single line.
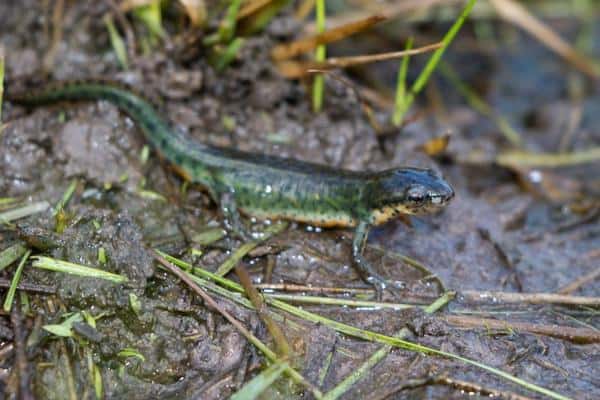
xmin=7 ymin=79 xmax=184 ymax=156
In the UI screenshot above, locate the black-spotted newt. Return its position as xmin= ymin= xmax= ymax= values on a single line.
xmin=8 ymin=80 xmax=454 ymax=294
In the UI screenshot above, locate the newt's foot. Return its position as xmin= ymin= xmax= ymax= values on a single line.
xmin=220 ymin=191 xmax=253 ymax=241
xmin=223 ymin=218 xmax=254 ymax=241
xmin=366 ymin=274 xmax=404 ymax=301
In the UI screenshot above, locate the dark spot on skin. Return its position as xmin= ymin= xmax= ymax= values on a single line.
xmin=144 ymin=119 xmax=157 ymax=132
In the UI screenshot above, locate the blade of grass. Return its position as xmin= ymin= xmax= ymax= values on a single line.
xmin=31 ymin=256 xmax=128 ymax=283
xmin=54 ymin=179 xmax=78 ymax=233
xmin=497 ymin=147 xmax=600 ymax=168
xmin=54 ymin=179 xmax=78 ymax=216
xmin=0 ymin=243 xmax=27 ymax=272
xmin=0 ymin=201 xmax=50 ymax=224
xmin=85 ymin=348 xmax=103 ymax=400
xmin=132 ymin=0 xmax=165 ymax=40
xmin=219 ymin=0 xmax=243 ymax=42
xmin=104 ymin=14 xmax=129 ymax=70
xmin=0 ymin=197 xmax=19 ymax=207
xmin=392 ymin=37 xmax=413 ymax=126
xmin=191 ymin=227 xmax=226 ymax=246
xmin=395 ymin=0 xmax=477 ymax=125
xmin=204 ymin=0 xmax=243 ymax=45
xmin=214 ymin=37 xmax=245 ymax=71
xmin=3 ymin=250 xmax=31 ymax=312
xmin=117 ymin=348 xmax=146 ymax=362
xmin=231 ymin=360 xmax=288 ymax=400
xmin=43 ymin=312 xmax=84 ymax=337
xmin=312 ymin=0 xmax=326 ymax=112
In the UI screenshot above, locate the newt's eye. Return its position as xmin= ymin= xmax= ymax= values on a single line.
xmin=406 ymin=186 xmax=426 ymax=204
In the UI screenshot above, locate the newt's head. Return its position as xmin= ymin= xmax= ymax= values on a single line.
xmin=368 ymin=167 xmax=454 ymax=225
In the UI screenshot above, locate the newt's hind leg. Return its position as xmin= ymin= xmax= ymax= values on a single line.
xmin=352 ymin=220 xmax=403 ymax=300
xmin=220 ymin=191 xmax=253 ymax=241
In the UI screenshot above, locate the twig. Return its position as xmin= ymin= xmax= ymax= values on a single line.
xmin=235 ymin=265 xmax=290 ymax=358
xmin=255 ymin=283 xmax=372 ymax=295
xmin=557 ymin=267 xmax=600 ymax=295
xmin=278 ymin=43 xmax=442 ymax=78
xmin=443 ymin=315 xmax=600 ymax=344
xmin=0 ymin=278 xmax=56 ymax=294
xmin=272 ymin=15 xmax=386 ymax=60
xmin=460 ymin=290 xmax=600 ymax=306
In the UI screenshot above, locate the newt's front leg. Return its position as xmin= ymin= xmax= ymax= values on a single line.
xmin=352 ymin=220 xmax=400 ymax=299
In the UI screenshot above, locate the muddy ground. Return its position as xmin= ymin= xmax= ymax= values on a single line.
xmin=0 ymin=1 xmax=598 ymax=399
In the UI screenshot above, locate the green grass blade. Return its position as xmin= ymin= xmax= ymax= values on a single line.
xmin=133 ymin=0 xmax=165 ymax=40
xmin=396 ymin=0 xmax=477 ymax=123
xmin=214 ymin=37 xmax=245 ymax=71
xmin=230 ymin=361 xmax=288 ymax=400
xmin=43 ymin=312 xmax=84 ymax=337
xmin=53 ymin=179 xmax=78 ymax=216
xmin=312 ymin=0 xmax=326 ymax=112
xmin=104 ymin=14 xmax=129 ymax=70
xmin=31 ymin=256 xmax=128 ymax=283
xmin=191 ymin=227 xmax=226 ymax=246
xmin=3 ymin=250 xmax=31 ymax=312
xmin=204 ymin=0 xmax=243 ymax=45
xmin=219 ymin=0 xmax=243 ymax=43
xmin=0 ymin=243 xmax=27 ymax=272
xmin=0 ymin=201 xmax=50 ymax=224
xmin=117 ymin=348 xmax=146 ymax=362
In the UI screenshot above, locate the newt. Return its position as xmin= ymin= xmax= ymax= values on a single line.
xmin=7 ymin=80 xmax=454 ymax=295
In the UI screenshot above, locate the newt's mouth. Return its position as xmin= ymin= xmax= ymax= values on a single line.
xmin=429 ymin=186 xmax=455 ymax=207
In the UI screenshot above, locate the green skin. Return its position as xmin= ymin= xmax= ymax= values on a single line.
xmin=8 ymin=80 xmax=455 ymax=293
